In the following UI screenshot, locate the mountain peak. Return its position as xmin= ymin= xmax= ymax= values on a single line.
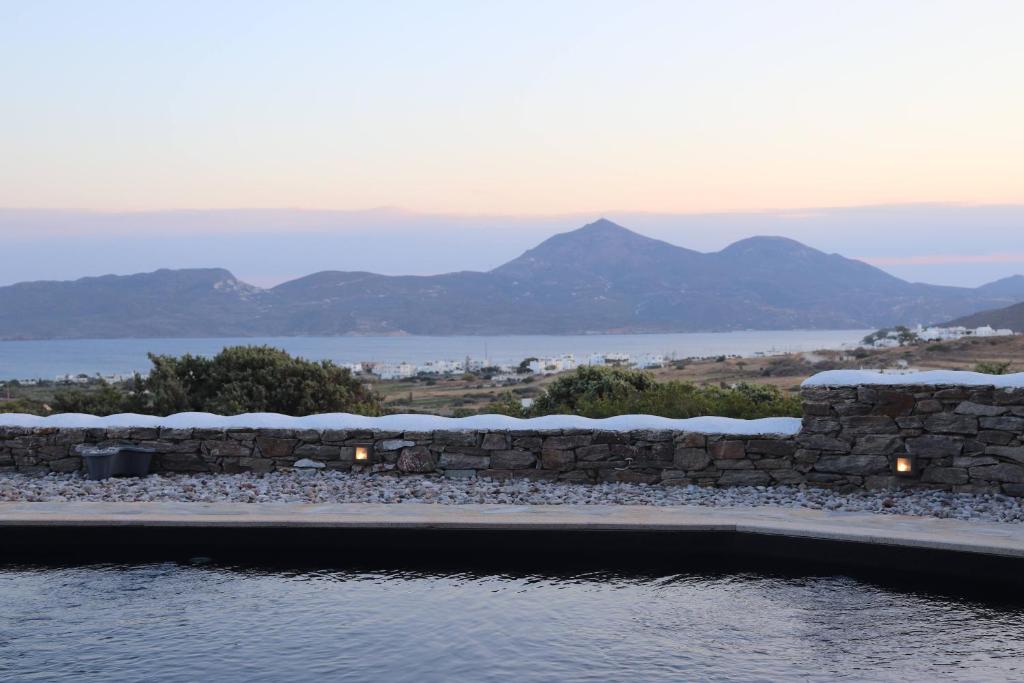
xmin=719 ymin=235 xmax=819 ymax=256
xmin=577 ymin=217 xmax=630 ymax=233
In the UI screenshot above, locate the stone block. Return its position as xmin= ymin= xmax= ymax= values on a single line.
xmin=753 ymin=458 xmax=790 ymax=469
xmin=851 ymin=436 xmax=902 ymax=455
xmin=977 ymin=430 xmax=1014 ymax=446
xmin=746 ymin=440 xmax=797 ymax=456
xmin=969 ymin=463 xmax=1024 ymax=483
xmin=378 ymin=439 xmax=415 ymax=451
xmin=923 ymin=414 xmax=978 ymax=435
xmin=541 ymin=450 xmax=575 ymax=471
xmin=157 ymin=452 xmax=209 ymax=472
xmin=984 ymin=446 xmax=1024 ymax=464
xmin=814 ymin=454 xmax=889 ymax=475
xmin=906 ymin=435 xmax=962 ymax=458
xmin=802 ymin=401 xmax=832 ymax=416
xmin=673 ymin=448 xmax=711 ymax=471
xmin=480 ymin=433 xmax=509 ymax=450
xmin=512 ymin=436 xmax=543 ymax=450
xmin=543 ymin=435 xmax=592 ymax=450
xmin=874 ymin=391 xmax=916 ymax=417
xmin=397 ymin=446 xmax=437 ymax=473
xmin=204 ymin=440 xmax=253 ymax=457
xmin=802 ymin=417 xmax=841 ymax=434
xmin=769 ymin=470 xmax=805 ymax=485
xmin=796 ymin=434 xmax=851 ymax=452
xmin=675 ymin=432 xmax=708 ymax=448
xmin=438 ymin=453 xmax=490 ymax=469
xmin=839 ymin=416 xmax=898 ymax=435
xmin=709 ymin=440 xmax=746 ymax=459
xmin=293 ymin=444 xmax=342 ymax=460
xmin=575 ymin=444 xmax=612 ymax=461
xmin=921 ymin=466 xmax=969 ymax=485
xmin=713 ymin=459 xmax=753 ymax=470
xmin=591 ymin=432 xmax=629 ymax=445
xmin=954 ymin=402 xmax=1007 ymax=417
xmin=914 ymin=399 xmax=943 ymax=414
xmin=954 ymin=455 xmax=999 ymax=468
xmin=255 ymin=437 xmax=297 ymax=458
xmin=433 ymin=431 xmax=479 ymax=447
xmin=489 ymin=450 xmax=536 ymax=469
xmin=49 ymin=457 xmax=81 ymax=473
xmin=719 ymin=470 xmax=771 ymax=486
xmin=979 ymin=416 xmax=1024 ymax=433
xmin=159 ymin=428 xmax=194 ymax=440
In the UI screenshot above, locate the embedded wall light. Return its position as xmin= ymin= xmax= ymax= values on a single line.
xmin=894 ymin=454 xmax=916 ymax=477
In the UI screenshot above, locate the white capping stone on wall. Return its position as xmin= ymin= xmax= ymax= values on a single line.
xmin=803 ymin=370 xmax=1024 ymax=388
xmin=0 ymin=412 xmax=803 ymax=436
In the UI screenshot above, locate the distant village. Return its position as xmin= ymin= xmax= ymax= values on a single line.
xmin=866 ymin=324 xmax=1016 ymax=349
xmin=346 ymin=351 xmax=672 ymax=382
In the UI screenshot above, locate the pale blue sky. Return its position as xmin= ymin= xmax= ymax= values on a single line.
xmin=1 ymin=1 xmax=1022 ymax=287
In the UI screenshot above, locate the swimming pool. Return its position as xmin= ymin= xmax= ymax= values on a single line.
xmin=2 ymin=562 xmax=1022 ymax=682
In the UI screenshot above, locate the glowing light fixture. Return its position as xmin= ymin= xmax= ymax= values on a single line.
xmin=354 ymin=446 xmax=370 ymax=462
xmin=894 ymin=454 xmax=915 ymax=477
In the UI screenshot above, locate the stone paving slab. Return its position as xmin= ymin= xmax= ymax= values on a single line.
xmin=2 ymin=502 xmax=1023 ymax=559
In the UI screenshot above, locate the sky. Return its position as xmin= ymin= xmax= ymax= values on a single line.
xmin=1 ymin=1 xmax=1023 ymax=287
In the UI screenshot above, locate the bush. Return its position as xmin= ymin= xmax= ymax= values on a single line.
xmin=145 ymin=346 xmax=383 ymax=416
xmin=527 ymin=366 xmax=800 ymax=419
xmin=52 ymin=380 xmax=143 ymax=416
xmin=51 ymin=346 xmax=383 ymax=417
xmin=975 ymin=361 xmax=1014 ymax=375
xmin=531 ymin=366 xmax=655 ymax=415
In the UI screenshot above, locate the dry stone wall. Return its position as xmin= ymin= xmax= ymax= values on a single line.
xmin=800 ymin=383 xmax=1024 ymax=497
xmin=3 ymin=377 xmax=1024 ymax=496
xmin=0 ymin=426 xmax=798 ymax=487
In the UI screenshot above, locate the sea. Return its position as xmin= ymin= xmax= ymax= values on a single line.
xmin=0 ymin=330 xmax=871 ymax=381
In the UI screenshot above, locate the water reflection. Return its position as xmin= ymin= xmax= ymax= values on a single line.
xmin=1 ymin=561 xmax=1023 ymax=682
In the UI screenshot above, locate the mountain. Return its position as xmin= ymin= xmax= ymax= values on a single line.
xmin=0 ymin=269 xmax=270 ymax=339
xmin=946 ymin=301 xmax=1024 ymax=331
xmin=2 ymin=219 xmax=1023 ymax=339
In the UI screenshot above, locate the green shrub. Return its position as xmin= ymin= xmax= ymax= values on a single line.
xmin=531 ymin=366 xmax=655 ymax=415
xmin=52 ymin=380 xmax=142 ymax=416
xmin=50 ymin=346 xmax=383 ymax=417
xmin=526 ymin=366 xmax=800 ymax=419
xmin=975 ymin=361 xmax=1014 ymax=375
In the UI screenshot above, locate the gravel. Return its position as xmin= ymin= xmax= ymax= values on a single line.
xmin=2 ymin=472 xmax=1023 ymax=523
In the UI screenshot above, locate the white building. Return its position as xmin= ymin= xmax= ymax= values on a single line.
xmin=633 ymin=353 xmax=666 ymax=369
xmin=528 ymin=354 xmax=579 ymax=375
xmin=416 ymin=359 xmax=464 ymax=375
xmin=374 ymin=362 xmax=417 ymax=380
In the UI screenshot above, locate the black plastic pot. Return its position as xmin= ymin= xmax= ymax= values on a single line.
xmin=76 ymin=445 xmax=156 ymax=481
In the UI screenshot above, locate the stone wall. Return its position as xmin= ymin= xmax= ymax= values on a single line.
xmin=800 ymin=383 xmax=1024 ymax=497
xmin=3 ymin=378 xmax=1024 ymax=496
xmin=0 ymin=425 xmax=799 ymax=486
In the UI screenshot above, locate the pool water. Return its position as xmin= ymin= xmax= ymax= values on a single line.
xmin=1 ymin=563 xmax=1022 ymax=682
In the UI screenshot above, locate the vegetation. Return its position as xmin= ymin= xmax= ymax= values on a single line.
xmin=485 ymin=366 xmax=800 ymax=419
xmin=47 ymin=346 xmax=383 ymax=417
xmin=975 ymin=361 xmax=1014 ymax=375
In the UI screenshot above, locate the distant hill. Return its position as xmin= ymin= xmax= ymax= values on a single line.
xmin=2 ymin=219 xmax=1023 ymax=339
xmin=946 ymin=301 xmax=1024 ymax=331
